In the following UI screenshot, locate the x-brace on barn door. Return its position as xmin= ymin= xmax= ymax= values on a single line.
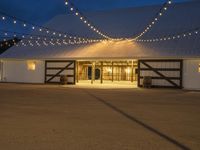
xmin=45 ymin=60 xmax=76 ymax=84
xmin=138 ymin=59 xmax=183 ymax=88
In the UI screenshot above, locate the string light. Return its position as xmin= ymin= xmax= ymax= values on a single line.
xmin=14 ymin=37 xmax=105 ymax=47
xmin=0 ymin=11 xmax=91 ymax=40
xmin=133 ymin=0 xmax=172 ymax=40
xmin=0 ymin=30 xmax=106 ymax=47
xmin=64 ymin=0 xmax=115 ymax=40
xmin=135 ymin=27 xmax=200 ymax=43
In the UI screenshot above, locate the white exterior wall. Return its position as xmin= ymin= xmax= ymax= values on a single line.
xmin=0 ymin=60 xmax=3 ymax=81
xmin=183 ymin=59 xmax=200 ymax=90
xmin=1 ymin=60 xmax=45 ymax=83
xmin=0 ymin=59 xmax=200 ymax=89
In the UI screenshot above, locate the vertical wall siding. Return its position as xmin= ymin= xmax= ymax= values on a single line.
xmin=183 ymin=59 xmax=200 ymax=90
xmin=2 ymin=60 xmax=45 ymax=83
xmin=0 ymin=60 xmax=3 ymax=81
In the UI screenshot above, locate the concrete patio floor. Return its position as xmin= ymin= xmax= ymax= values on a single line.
xmin=0 ymin=83 xmax=199 ymax=150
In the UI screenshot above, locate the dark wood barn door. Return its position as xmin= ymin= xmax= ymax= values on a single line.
xmin=45 ymin=60 xmax=76 ymax=84
xmin=138 ymin=59 xmax=183 ymax=88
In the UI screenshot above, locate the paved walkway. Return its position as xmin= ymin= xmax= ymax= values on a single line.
xmin=0 ymin=83 xmax=199 ymax=150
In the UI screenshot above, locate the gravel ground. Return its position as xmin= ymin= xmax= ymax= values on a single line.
xmin=0 ymin=83 xmax=199 ymax=150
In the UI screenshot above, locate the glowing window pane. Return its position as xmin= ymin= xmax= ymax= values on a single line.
xmin=27 ymin=61 xmax=36 ymax=71
xmin=199 ymin=63 xmax=200 ymax=73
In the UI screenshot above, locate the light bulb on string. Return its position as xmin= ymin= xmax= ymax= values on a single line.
xmin=133 ymin=0 xmax=173 ymax=40
xmin=63 ymin=0 xmax=113 ymax=40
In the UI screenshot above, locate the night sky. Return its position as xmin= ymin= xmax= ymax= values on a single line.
xmin=0 ymin=0 xmax=192 ymax=25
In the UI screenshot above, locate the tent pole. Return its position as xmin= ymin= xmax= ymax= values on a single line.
xmin=76 ymin=61 xmax=79 ymax=83
xmin=112 ymin=61 xmax=114 ymax=82
xmin=91 ymin=62 xmax=95 ymax=84
xmin=131 ymin=60 xmax=134 ymax=82
xmin=101 ymin=62 xmax=103 ymax=84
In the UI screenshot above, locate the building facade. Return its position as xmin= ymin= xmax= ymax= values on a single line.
xmin=0 ymin=1 xmax=200 ymax=89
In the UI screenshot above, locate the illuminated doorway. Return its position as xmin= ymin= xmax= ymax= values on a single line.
xmin=76 ymin=60 xmax=138 ymax=85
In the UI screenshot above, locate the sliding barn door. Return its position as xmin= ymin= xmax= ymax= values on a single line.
xmin=45 ymin=60 xmax=76 ymax=84
xmin=138 ymin=59 xmax=183 ymax=88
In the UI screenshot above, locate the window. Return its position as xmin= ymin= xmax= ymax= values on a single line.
xmin=199 ymin=63 xmax=200 ymax=73
xmin=27 ymin=61 xmax=36 ymax=71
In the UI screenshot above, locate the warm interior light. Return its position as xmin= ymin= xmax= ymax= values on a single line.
xmin=125 ymin=68 xmax=131 ymax=74
xmin=198 ymin=63 xmax=200 ymax=73
xmin=27 ymin=61 xmax=36 ymax=71
xmin=106 ymin=68 xmax=112 ymax=73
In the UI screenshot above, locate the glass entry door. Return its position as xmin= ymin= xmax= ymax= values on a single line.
xmin=88 ymin=66 xmax=100 ymax=80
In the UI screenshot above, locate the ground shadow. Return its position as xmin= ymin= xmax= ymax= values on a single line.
xmin=84 ymin=90 xmax=190 ymax=150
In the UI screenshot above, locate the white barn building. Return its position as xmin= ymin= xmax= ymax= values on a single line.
xmin=0 ymin=1 xmax=200 ymax=89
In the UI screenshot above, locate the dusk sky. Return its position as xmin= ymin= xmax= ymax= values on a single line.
xmin=0 ymin=0 xmax=193 ymax=25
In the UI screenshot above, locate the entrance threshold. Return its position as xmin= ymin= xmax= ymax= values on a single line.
xmin=63 ymin=80 xmax=137 ymax=89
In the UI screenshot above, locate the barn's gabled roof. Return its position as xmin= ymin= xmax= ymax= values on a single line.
xmin=0 ymin=1 xmax=200 ymax=60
